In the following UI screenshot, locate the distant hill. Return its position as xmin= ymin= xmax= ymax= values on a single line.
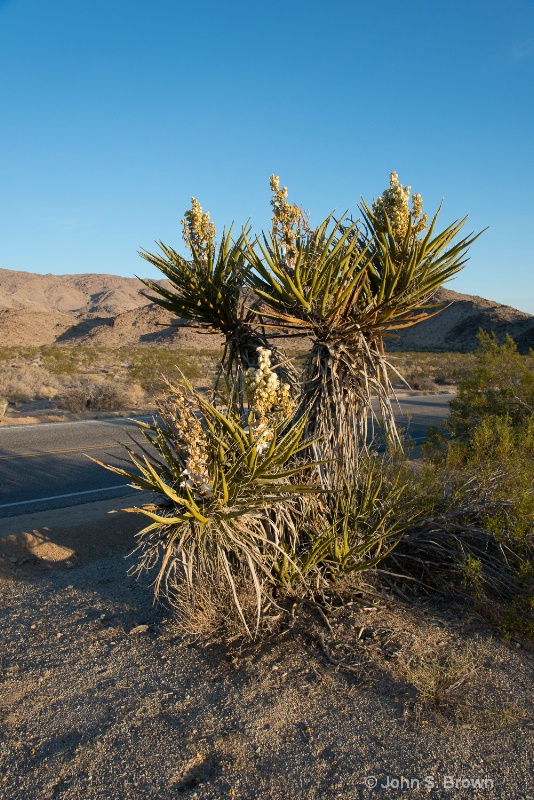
xmin=388 ymin=287 xmax=534 ymax=353
xmin=0 ymin=268 xmax=220 ymax=348
xmin=0 ymin=268 xmax=533 ymax=353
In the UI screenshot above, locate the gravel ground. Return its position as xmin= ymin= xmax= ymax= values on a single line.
xmin=1 ymin=503 xmax=533 ymax=800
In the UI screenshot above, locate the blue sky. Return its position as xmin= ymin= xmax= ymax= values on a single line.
xmin=0 ymin=0 xmax=533 ymax=311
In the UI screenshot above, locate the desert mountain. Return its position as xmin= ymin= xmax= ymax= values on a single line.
xmin=0 ymin=268 xmax=532 ymax=352
xmin=0 ymin=269 xmax=151 ymax=316
xmin=387 ymin=287 xmax=534 ymax=353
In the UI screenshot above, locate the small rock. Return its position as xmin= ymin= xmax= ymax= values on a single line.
xmin=129 ymin=624 xmax=149 ymax=635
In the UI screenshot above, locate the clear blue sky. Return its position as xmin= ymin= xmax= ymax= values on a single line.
xmin=1 ymin=0 xmax=533 ymax=311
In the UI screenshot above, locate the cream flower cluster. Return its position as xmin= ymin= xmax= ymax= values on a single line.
xmin=372 ymin=172 xmax=428 ymax=242
xmin=270 ymin=174 xmax=302 ymax=267
xmin=166 ymin=392 xmax=214 ymax=499
xmin=244 ymin=348 xmax=294 ymax=452
xmin=245 ymin=348 xmax=292 ymax=418
xmin=181 ymin=197 xmax=216 ymax=257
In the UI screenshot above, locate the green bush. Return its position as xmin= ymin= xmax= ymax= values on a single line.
xmin=398 ymin=342 xmax=534 ymax=635
xmin=449 ymin=331 xmax=534 ymax=435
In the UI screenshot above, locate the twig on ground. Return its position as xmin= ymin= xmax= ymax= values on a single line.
xmin=315 ymin=633 xmax=364 ymax=675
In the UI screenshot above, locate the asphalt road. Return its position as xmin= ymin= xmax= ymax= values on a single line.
xmin=0 ymin=394 xmax=454 ymax=518
xmin=0 ymin=416 xmax=151 ymax=518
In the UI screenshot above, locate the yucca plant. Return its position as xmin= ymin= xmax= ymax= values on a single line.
xmin=97 ymin=174 xmax=486 ymax=637
xmin=97 ymin=377 xmax=418 ymax=634
xmin=244 ymin=173 xmax=482 ymax=484
xmin=272 ymin=453 xmax=419 ymax=590
xmin=96 ymin=376 xmax=322 ymax=636
xmin=138 ymin=198 xmax=297 ymax=402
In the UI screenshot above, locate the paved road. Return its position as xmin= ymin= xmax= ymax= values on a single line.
xmin=0 ymin=416 xmax=151 ymax=518
xmin=388 ymin=392 xmax=454 ymax=442
xmin=0 ymin=394 xmax=453 ymax=518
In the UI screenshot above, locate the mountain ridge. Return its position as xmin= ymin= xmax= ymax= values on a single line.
xmin=0 ymin=268 xmax=533 ymax=353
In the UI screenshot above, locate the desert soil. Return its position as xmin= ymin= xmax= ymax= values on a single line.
xmin=1 ymin=499 xmax=533 ymax=800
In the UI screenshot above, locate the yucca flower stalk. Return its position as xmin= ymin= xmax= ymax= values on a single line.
xmin=244 ymin=173 xmax=483 ymax=485
xmin=96 ymin=378 xmax=321 ymax=636
xmin=138 ymin=198 xmax=297 ymax=405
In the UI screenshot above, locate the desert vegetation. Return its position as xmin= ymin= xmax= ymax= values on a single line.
xmin=405 ymin=332 xmax=534 ymax=638
xmin=0 ymin=343 xmax=480 ymax=415
xmin=0 ymin=345 xmax=219 ymax=415
xmin=94 ymin=172 xmax=531 ymax=643
xmin=4 ymin=173 xmax=532 ymax=647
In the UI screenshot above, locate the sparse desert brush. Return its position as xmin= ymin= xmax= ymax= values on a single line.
xmin=125 ymin=347 xmax=215 ymax=390
xmin=424 ymin=335 xmax=534 ymax=558
xmin=386 ymin=340 xmax=534 ymax=629
xmin=0 ymin=363 xmax=59 ymax=403
xmin=40 ymin=346 xmax=83 ymax=375
xmin=400 ymin=636 xmax=495 ymax=721
xmin=389 ymin=414 xmax=534 ymax=608
xmin=57 ymin=377 xmax=143 ymax=412
xmin=0 ymin=345 xmax=40 ymax=363
xmin=385 ymin=351 xmax=476 ymax=388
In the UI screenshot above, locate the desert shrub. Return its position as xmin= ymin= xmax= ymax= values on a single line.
xmin=499 ymin=594 xmax=534 ymax=639
xmin=400 ymin=370 xmax=439 ymax=391
xmin=402 ymin=636 xmax=492 ymax=712
xmin=0 ymin=364 xmax=58 ymax=402
xmin=434 ymin=414 xmax=534 ymax=551
xmin=404 ymin=333 xmax=534 ymax=574
xmin=388 ymin=408 xmax=534 ymax=639
xmin=125 ymin=347 xmax=214 ymax=390
xmin=40 ymin=346 xmax=82 ymax=375
xmin=0 ymin=346 xmax=40 ymax=363
xmin=57 ymin=379 xmax=142 ymax=412
xmin=449 ymin=331 xmax=534 ymax=435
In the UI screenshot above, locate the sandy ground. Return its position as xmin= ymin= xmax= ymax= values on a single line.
xmin=1 ymin=499 xmax=533 ymax=800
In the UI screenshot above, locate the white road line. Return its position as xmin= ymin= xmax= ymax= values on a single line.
xmin=0 ymin=415 xmax=153 ymax=431
xmin=0 ymin=484 xmax=132 ymax=509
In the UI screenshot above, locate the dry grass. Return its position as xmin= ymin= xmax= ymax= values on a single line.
xmin=400 ymin=636 xmax=491 ymax=713
xmin=291 ymin=593 xmax=530 ymax=730
xmin=167 ymin=571 xmax=277 ymax=642
xmin=56 ymin=378 xmax=145 ymax=413
xmin=396 ymin=634 xmax=526 ymax=728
